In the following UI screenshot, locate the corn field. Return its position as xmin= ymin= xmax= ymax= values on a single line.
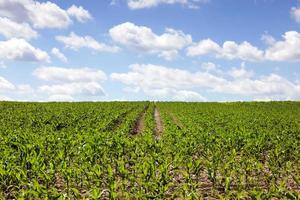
xmin=0 ymin=101 xmax=299 ymax=199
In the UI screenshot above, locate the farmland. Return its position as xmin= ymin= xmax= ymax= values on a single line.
xmin=0 ymin=101 xmax=299 ymax=199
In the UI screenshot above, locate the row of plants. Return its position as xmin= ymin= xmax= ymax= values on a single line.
xmin=157 ymin=102 xmax=300 ymax=199
xmin=0 ymin=101 xmax=299 ymax=199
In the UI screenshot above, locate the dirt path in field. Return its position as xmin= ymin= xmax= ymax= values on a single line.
xmin=102 ymin=109 xmax=132 ymax=132
xmin=168 ymin=112 xmax=184 ymax=130
xmin=131 ymin=105 xmax=149 ymax=135
xmin=154 ymin=106 xmax=163 ymax=140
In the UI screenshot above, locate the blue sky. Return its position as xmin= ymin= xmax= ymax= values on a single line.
xmin=0 ymin=0 xmax=300 ymax=101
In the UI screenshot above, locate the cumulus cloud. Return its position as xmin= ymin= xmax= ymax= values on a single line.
xmin=187 ymin=39 xmax=264 ymax=62
xmin=173 ymin=90 xmax=207 ymax=101
xmin=0 ymin=76 xmax=15 ymax=91
xmin=214 ymin=73 xmax=300 ymax=100
xmin=0 ymin=17 xmax=37 ymax=40
xmin=0 ymin=95 xmax=13 ymax=101
xmin=186 ymin=39 xmax=220 ymax=57
xmin=34 ymin=66 xmax=107 ymax=99
xmin=187 ymin=31 xmax=300 ymax=62
xmin=39 ymin=82 xmax=105 ymax=96
xmin=0 ymin=0 xmax=31 ymax=23
xmin=33 ymin=66 xmax=107 ymax=83
xmin=67 ymin=5 xmax=92 ymax=23
xmin=27 ymin=1 xmax=71 ymax=29
xmin=0 ymin=0 xmax=71 ymax=29
xmin=2 ymin=66 xmax=107 ymax=101
xmin=291 ymin=7 xmax=300 ymax=23
xmin=16 ymin=84 xmax=34 ymax=94
xmin=111 ymin=63 xmax=300 ymax=100
xmin=111 ymin=63 xmax=223 ymax=100
xmin=228 ymin=62 xmax=253 ymax=79
xmin=261 ymin=33 xmax=275 ymax=45
xmin=56 ymin=32 xmax=119 ymax=53
xmin=51 ymin=48 xmax=67 ymax=63
xmin=264 ymin=31 xmax=300 ymax=61
xmin=0 ymin=38 xmax=49 ymax=62
xmin=200 ymin=62 xmax=224 ymax=75
xmin=111 ymin=63 xmax=225 ymax=90
xmin=127 ymin=0 xmax=209 ymax=9
xmin=0 ymin=61 xmax=6 ymax=68
xmin=48 ymin=94 xmax=74 ymax=102
xmin=0 ymin=0 xmax=91 ymax=29
xmin=109 ymin=22 xmax=192 ymax=60
xmin=0 ymin=77 xmax=35 ymax=101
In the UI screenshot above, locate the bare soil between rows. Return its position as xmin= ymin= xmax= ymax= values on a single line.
xmin=131 ymin=105 xmax=149 ymax=135
xmin=154 ymin=106 xmax=163 ymax=140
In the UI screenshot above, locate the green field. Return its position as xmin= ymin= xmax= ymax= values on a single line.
xmin=0 ymin=101 xmax=299 ymax=199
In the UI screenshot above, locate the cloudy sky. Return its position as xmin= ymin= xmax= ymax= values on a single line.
xmin=0 ymin=0 xmax=300 ymax=102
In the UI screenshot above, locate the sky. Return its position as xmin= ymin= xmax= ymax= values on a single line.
xmin=0 ymin=0 xmax=300 ymax=102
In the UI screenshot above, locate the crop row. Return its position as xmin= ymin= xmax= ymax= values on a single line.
xmin=0 ymin=101 xmax=299 ymax=199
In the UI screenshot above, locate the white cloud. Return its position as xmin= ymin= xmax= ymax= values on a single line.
xmin=33 ymin=66 xmax=107 ymax=83
xmin=0 ymin=0 xmax=71 ymax=29
xmin=2 ymin=66 xmax=107 ymax=101
xmin=0 ymin=0 xmax=91 ymax=29
xmin=201 ymin=62 xmax=217 ymax=71
xmin=265 ymin=31 xmax=300 ymax=61
xmin=261 ymin=33 xmax=275 ymax=45
xmin=187 ymin=39 xmax=264 ymax=62
xmin=111 ymin=63 xmax=300 ymax=100
xmin=56 ymin=32 xmax=119 ymax=53
xmin=291 ymin=7 xmax=300 ymax=23
xmin=173 ymin=90 xmax=206 ymax=101
xmin=0 ymin=0 xmax=31 ymax=23
xmin=214 ymin=73 xmax=300 ymax=100
xmin=0 ymin=61 xmax=6 ymax=68
xmin=188 ymin=31 xmax=300 ymax=62
xmin=111 ymin=63 xmax=223 ymax=100
xmin=228 ymin=62 xmax=253 ymax=79
xmin=0 ymin=17 xmax=37 ymax=40
xmin=34 ymin=66 xmax=107 ymax=99
xmin=48 ymin=94 xmax=74 ymax=102
xmin=16 ymin=84 xmax=34 ymax=94
xmin=0 ymin=95 xmax=13 ymax=101
xmin=253 ymin=97 xmax=273 ymax=102
xmin=0 ymin=77 xmax=35 ymax=101
xmin=27 ymin=1 xmax=71 ymax=29
xmin=222 ymin=41 xmax=264 ymax=61
xmin=51 ymin=48 xmax=67 ymax=63
xmin=0 ymin=76 xmax=15 ymax=91
xmin=67 ymin=5 xmax=92 ymax=23
xmin=39 ymin=82 xmax=105 ymax=96
xmin=109 ymin=22 xmax=192 ymax=60
xmin=111 ymin=63 xmax=225 ymax=91
xmin=186 ymin=39 xmax=220 ymax=57
xmin=127 ymin=0 xmax=209 ymax=9
xmin=142 ymin=88 xmax=206 ymax=101
xmin=0 ymin=38 xmax=49 ymax=62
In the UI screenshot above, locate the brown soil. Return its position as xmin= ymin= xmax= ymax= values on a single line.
xmin=154 ymin=106 xmax=163 ymax=140
xmin=131 ymin=106 xmax=148 ymax=135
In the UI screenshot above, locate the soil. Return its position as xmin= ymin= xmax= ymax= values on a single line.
xmin=154 ymin=107 xmax=163 ymax=140
xmin=131 ymin=110 xmax=146 ymax=135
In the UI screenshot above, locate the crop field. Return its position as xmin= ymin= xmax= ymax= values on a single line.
xmin=0 ymin=101 xmax=299 ymax=199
